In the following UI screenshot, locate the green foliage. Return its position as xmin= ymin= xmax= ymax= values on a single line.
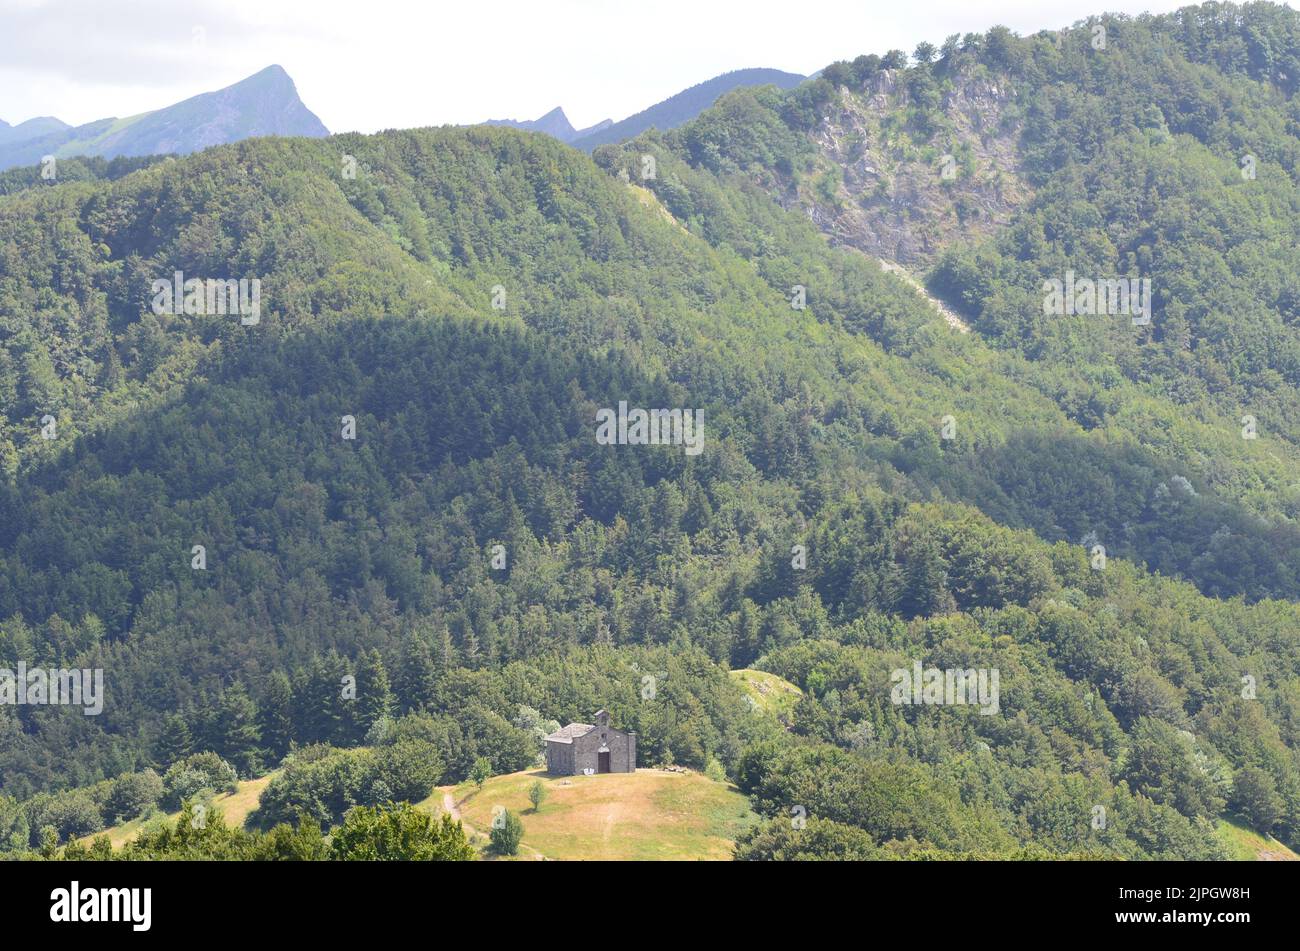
xmin=162 ymin=753 xmax=238 ymax=811
xmin=105 ymin=769 xmax=163 ymax=824
xmin=373 ymin=739 xmax=443 ymax=803
xmin=0 ymin=796 xmax=30 ymax=853
xmin=735 ymin=816 xmax=893 ymax=860
xmin=489 ymin=808 xmax=524 ymax=856
xmin=470 ymin=757 xmax=492 ymax=791
xmin=330 ymin=804 xmax=474 ymax=861
xmin=528 ymin=779 xmax=547 ymax=813
xmin=514 ymin=705 xmax=561 ymax=754
xmin=153 ymin=714 xmax=194 ymax=768
xmin=1124 ymin=717 xmax=1230 ymax=819
xmin=24 ymin=790 xmax=102 ymax=845
xmin=1231 ymin=766 xmax=1284 ymax=834
xmin=98 ymin=802 xmax=328 ymax=861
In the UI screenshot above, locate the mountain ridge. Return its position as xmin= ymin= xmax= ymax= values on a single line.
xmin=571 ymin=67 xmax=806 ymax=150
xmin=485 ymin=106 xmax=612 ymax=143
xmin=0 ymin=65 xmax=328 ymax=172
xmin=0 ymin=116 xmax=71 ymax=148
xmin=480 ymin=67 xmax=806 ymax=149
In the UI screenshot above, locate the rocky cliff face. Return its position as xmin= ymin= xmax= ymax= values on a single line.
xmin=788 ymin=68 xmax=1029 ymax=268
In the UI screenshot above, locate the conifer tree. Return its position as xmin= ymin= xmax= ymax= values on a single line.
xmin=260 ymin=671 xmax=294 ymax=763
xmin=396 ymin=635 xmax=438 ymax=713
xmin=215 ymin=684 xmax=263 ymax=775
xmin=153 ymin=713 xmax=194 ymax=768
xmin=353 ymin=649 xmax=395 ymax=742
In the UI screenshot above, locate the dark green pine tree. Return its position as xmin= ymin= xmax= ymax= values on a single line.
xmin=899 ymin=533 xmax=954 ymax=619
xmin=395 ymin=635 xmax=438 ymax=713
xmin=259 ymin=670 xmax=294 ymax=764
xmin=352 ymin=649 xmax=395 ymax=742
xmin=290 ymin=664 xmax=314 ymax=744
xmin=301 ymin=652 xmax=349 ymax=745
xmin=732 ymin=598 xmax=762 ymax=669
xmin=153 ymin=713 xmax=193 ymax=768
xmin=215 ymin=683 xmax=263 ymax=776
xmin=99 ymin=342 xmax=123 ymax=390
xmin=460 ymin=626 xmax=481 ymax=669
xmin=432 ymin=626 xmax=453 ymax=675
xmin=189 ymin=693 xmax=221 ymax=754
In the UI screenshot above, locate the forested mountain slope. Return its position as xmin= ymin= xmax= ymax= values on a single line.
xmin=0 ymin=3 xmax=1298 ymax=861
xmin=597 ymin=1 xmax=1300 ymax=601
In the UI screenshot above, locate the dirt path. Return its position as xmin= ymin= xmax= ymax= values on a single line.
xmin=442 ymin=791 xmax=461 ymax=821
xmin=877 ymin=257 xmax=971 ymax=333
xmin=441 ymin=788 xmax=546 ymax=861
xmin=602 ymin=803 xmax=626 ymax=844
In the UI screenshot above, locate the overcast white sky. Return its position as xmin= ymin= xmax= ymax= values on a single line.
xmin=0 ymin=0 xmax=1246 ymax=132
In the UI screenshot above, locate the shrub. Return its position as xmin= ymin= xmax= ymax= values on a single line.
xmin=106 ymin=769 xmax=164 ymax=823
xmin=252 ymin=747 xmax=374 ymax=829
xmin=373 ymin=739 xmax=443 ymax=802
xmin=528 ymin=780 xmax=547 ymax=813
xmin=26 ymin=791 xmax=102 ymax=845
xmin=162 ymin=753 xmax=238 ymax=809
xmin=489 ymin=808 xmax=524 ymax=856
xmin=331 ymin=805 xmax=474 ymax=861
xmin=735 ymin=817 xmax=893 ymax=861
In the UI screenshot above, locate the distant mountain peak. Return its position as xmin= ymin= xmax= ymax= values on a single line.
xmin=0 ymin=115 xmax=72 ymax=149
xmin=530 ymin=107 xmax=577 ymax=139
xmin=0 ymin=66 xmax=327 ymax=172
xmin=485 ymin=105 xmax=613 ymax=144
xmin=479 ymin=68 xmax=805 ymax=150
xmin=233 ymin=64 xmax=297 ymax=91
xmin=570 ymin=67 xmax=806 ymax=150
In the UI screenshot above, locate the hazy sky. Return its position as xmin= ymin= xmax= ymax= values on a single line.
xmin=0 ymin=0 xmax=1235 ymax=132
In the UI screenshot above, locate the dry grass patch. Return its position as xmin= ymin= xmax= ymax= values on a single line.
xmin=432 ymin=768 xmax=756 ymax=861
xmin=78 ymin=771 xmax=279 ymax=849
